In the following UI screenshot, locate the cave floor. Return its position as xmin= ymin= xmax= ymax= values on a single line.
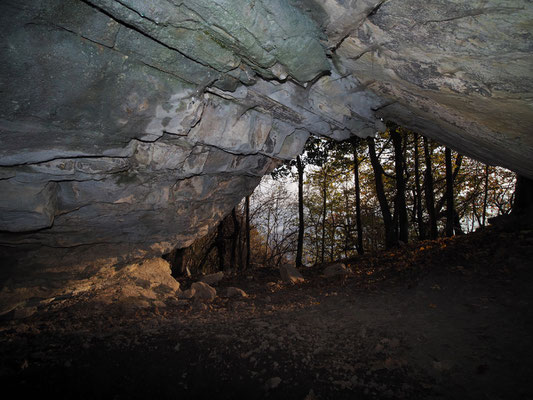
xmin=1 ymin=227 xmax=532 ymax=400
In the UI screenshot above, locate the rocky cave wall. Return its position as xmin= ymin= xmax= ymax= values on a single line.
xmin=0 ymin=0 xmax=532 ymax=281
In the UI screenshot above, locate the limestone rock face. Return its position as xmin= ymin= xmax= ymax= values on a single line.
xmin=0 ymin=0 xmax=532 ymax=282
xmin=333 ymin=0 xmax=533 ymax=174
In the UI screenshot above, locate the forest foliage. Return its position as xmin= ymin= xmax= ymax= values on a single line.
xmin=167 ymin=126 xmax=517 ymax=275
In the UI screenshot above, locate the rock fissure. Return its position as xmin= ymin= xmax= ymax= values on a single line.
xmin=81 ymin=0 xmax=224 ymax=72
xmin=1 ymin=154 xmax=132 ymax=168
xmin=367 ymin=0 xmax=388 ymax=18
xmin=330 ymin=0 xmax=388 ymax=53
xmin=420 ymin=6 xmax=525 ymax=26
xmin=25 ymin=21 xmax=117 ymax=50
xmin=114 ymin=0 xmax=161 ymax=25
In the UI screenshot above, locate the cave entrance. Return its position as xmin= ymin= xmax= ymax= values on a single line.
xmin=164 ymin=123 xmax=520 ymax=279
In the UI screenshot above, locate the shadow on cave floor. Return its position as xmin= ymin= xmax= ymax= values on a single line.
xmin=1 ymin=225 xmax=532 ymax=400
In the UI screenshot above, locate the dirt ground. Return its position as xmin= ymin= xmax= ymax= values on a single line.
xmin=1 ymin=223 xmax=532 ymax=400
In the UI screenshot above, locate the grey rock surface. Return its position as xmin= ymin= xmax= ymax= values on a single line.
xmin=0 ymin=0 xmax=532 ymax=283
xmin=178 ymin=288 xmax=196 ymax=300
xmin=279 ymin=264 xmax=305 ymax=284
xmin=0 ymin=257 xmax=180 ymax=316
xmin=200 ymin=272 xmax=224 ymax=286
xmin=323 ymin=263 xmax=351 ymax=278
xmin=222 ymin=287 xmax=248 ymax=298
xmin=334 ymin=0 xmax=533 ymax=174
xmin=191 ymin=281 xmax=217 ymax=302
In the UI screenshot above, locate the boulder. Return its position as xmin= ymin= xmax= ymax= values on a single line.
xmin=193 ymin=302 xmax=209 ymax=311
xmin=191 ymin=281 xmax=216 ymax=302
xmin=222 ymin=287 xmax=248 ymax=298
xmin=323 ymin=263 xmax=350 ymax=278
xmin=177 ymin=288 xmax=196 ymax=299
xmin=12 ymin=306 xmax=37 ymax=320
xmin=279 ymin=264 xmax=304 ymax=284
xmin=265 ymin=377 xmax=282 ymax=390
xmin=200 ymin=271 xmax=224 ymax=286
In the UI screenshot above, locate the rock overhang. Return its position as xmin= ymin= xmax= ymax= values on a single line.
xmin=0 ymin=0 xmax=532 ymax=278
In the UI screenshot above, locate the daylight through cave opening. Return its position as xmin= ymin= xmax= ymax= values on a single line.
xmin=163 ymin=124 xmax=520 ymax=279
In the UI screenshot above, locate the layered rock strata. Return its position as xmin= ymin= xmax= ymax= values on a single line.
xmin=0 ymin=0 xmax=531 ymax=280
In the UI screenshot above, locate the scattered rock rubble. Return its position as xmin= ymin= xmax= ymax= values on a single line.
xmin=200 ymin=272 xmax=224 ymax=286
xmin=1 ymin=227 xmax=532 ymax=400
xmin=279 ymin=264 xmax=305 ymax=284
xmin=323 ymin=263 xmax=351 ymax=278
xmin=222 ymin=287 xmax=248 ymax=299
xmin=0 ymin=259 xmax=252 ymax=319
xmin=190 ymin=281 xmax=217 ymax=302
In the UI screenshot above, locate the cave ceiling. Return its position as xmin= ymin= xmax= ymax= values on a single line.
xmin=0 ymin=0 xmax=531 ymax=275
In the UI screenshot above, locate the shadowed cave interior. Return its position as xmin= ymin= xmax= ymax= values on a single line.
xmin=1 ymin=1 xmax=533 ymax=399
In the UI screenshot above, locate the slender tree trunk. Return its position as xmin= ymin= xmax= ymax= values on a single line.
xmin=343 ymin=215 xmax=350 ymax=258
xmin=245 ymin=195 xmax=251 ymax=270
xmin=453 ymin=211 xmax=464 ymax=235
xmin=391 ymin=128 xmax=409 ymax=243
xmin=472 ymin=197 xmax=479 ymax=231
xmin=445 ymin=147 xmax=455 ymax=237
xmin=230 ymin=207 xmax=239 ymax=270
xmin=237 ymin=213 xmax=244 ymax=271
xmin=321 ymin=172 xmax=327 ymax=264
xmin=367 ymin=137 xmax=396 ymax=248
xmin=197 ymin=242 xmax=217 ymax=273
xmin=513 ymin=175 xmax=533 ymax=214
xmin=216 ymin=218 xmax=226 ymax=270
xmin=342 ymin=192 xmax=350 ymax=257
xmin=353 ymin=140 xmax=364 ymax=255
xmin=392 ymin=199 xmax=399 ymax=242
xmin=433 ymin=153 xmax=463 ymax=219
xmin=471 ymin=201 xmax=475 ymax=232
xmin=329 ymin=218 xmax=335 ymax=262
xmin=413 ymin=133 xmax=425 ymax=240
xmin=314 ymin=221 xmax=320 ymax=265
xmin=265 ymin=207 xmax=271 ymax=263
xmin=411 ymin=188 xmax=418 ymax=230
xmin=296 ymin=155 xmax=305 ymax=268
xmin=423 ymin=136 xmax=438 ymax=239
xmin=482 ymin=165 xmax=489 ymax=226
